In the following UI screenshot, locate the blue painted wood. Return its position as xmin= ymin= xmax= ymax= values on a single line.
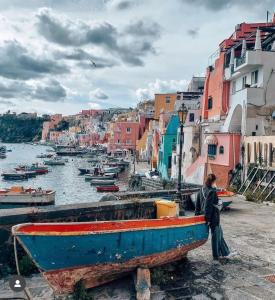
xmin=19 ymin=223 xmax=208 ymax=271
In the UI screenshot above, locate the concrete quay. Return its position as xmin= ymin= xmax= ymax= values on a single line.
xmin=1 ymin=196 xmax=275 ymax=299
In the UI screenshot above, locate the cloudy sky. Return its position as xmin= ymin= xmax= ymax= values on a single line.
xmin=0 ymin=0 xmax=274 ymax=115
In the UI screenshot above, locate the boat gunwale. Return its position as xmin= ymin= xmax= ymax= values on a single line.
xmin=12 ymin=216 xmax=206 ymax=236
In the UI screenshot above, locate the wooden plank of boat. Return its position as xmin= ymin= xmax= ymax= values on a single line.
xmin=12 ymin=215 xmax=208 ymax=294
xmin=90 ymin=179 xmax=116 ymax=185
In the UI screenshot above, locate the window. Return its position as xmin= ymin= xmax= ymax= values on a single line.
xmin=242 ymin=76 xmax=247 ymax=89
xmin=168 ymin=155 xmax=172 ymax=169
xmin=117 ymin=139 xmax=120 ymax=144
xmin=208 ymin=97 xmax=213 ymax=110
xmin=189 ymin=113 xmax=195 ymax=122
xmin=174 ymin=156 xmax=176 ymax=164
xmin=208 ymin=144 xmax=217 ymax=156
xmin=219 ymin=146 xmax=224 ymax=154
xmin=126 ymin=127 xmax=131 ymax=133
xmin=165 ymin=96 xmax=170 ymax=104
xmin=252 ymin=132 xmax=256 ymax=136
xmin=256 ymin=125 xmax=258 ymax=130
xmin=232 ymin=80 xmax=236 ymax=94
xmin=251 ymin=70 xmax=258 ymax=85
xmin=126 ymin=139 xmax=132 ymax=144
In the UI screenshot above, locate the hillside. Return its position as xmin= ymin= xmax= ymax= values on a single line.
xmin=0 ymin=114 xmax=47 ymax=143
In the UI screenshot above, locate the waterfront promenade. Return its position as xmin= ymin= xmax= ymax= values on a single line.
xmin=1 ymin=196 xmax=275 ymax=299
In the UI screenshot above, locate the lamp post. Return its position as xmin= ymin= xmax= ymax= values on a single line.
xmin=177 ymin=103 xmax=188 ymax=211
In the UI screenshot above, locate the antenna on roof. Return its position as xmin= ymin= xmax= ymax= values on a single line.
xmin=267 ymin=10 xmax=271 ymax=23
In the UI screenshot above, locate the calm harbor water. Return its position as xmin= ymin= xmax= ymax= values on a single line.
xmin=0 ymin=143 xmax=130 ymax=206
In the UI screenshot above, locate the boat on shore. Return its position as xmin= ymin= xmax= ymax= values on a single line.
xmin=12 ymin=215 xmax=208 ymax=294
xmin=96 ymin=185 xmax=119 ymax=192
xmin=90 ymin=179 xmax=116 ymax=186
xmin=0 ymin=186 xmax=55 ymax=208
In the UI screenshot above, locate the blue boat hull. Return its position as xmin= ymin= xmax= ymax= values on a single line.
xmin=14 ymin=217 xmax=208 ymax=293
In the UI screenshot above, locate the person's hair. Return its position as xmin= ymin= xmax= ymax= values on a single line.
xmin=205 ymin=173 xmax=216 ymax=187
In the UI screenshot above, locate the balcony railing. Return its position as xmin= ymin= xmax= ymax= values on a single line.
xmin=235 ymin=55 xmax=246 ymax=68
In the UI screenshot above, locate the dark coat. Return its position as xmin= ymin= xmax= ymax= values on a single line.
xmin=195 ymin=186 xmax=220 ymax=228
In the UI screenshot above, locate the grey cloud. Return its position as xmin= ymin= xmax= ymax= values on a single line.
xmin=33 ymin=79 xmax=66 ymax=101
xmin=90 ymin=88 xmax=109 ymax=100
xmin=0 ymin=80 xmax=31 ymax=98
xmin=54 ymin=48 xmax=118 ymax=68
xmin=0 ymin=40 xmax=69 ymax=80
xmin=0 ymin=100 xmax=15 ymax=106
xmin=124 ymin=20 xmax=161 ymax=38
xmin=180 ymin=0 xmax=274 ymax=11
xmin=0 ymin=78 xmax=66 ymax=102
xmin=36 ymin=8 xmax=161 ymax=66
xmin=187 ymin=28 xmax=199 ymax=38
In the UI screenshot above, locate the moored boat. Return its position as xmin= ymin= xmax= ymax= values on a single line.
xmin=78 ymin=168 xmax=95 ymax=175
xmin=90 ymin=179 xmax=116 ymax=186
xmin=1 ymin=172 xmax=28 ymax=181
xmin=44 ymin=157 xmax=66 ymax=165
xmin=12 ymin=215 xmax=208 ymax=294
xmin=0 ymin=186 xmax=55 ymax=207
xmin=103 ymin=167 xmax=120 ymax=174
xmin=15 ymin=164 xmax=49 ymax=175
xmin=96 ymin=185 xmax=119 ymax=192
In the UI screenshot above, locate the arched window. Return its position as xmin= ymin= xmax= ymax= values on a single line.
xmin=219 ymin=146 xmax=224 ymax=154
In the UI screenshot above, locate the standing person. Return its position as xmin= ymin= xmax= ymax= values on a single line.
xmin=195 ymin=174 xmax=234 ymax=260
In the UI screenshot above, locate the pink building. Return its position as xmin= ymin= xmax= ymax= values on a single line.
xmin=49 ymin=131 xmax=63 ymax=143
xmin=78 ymin=133 xmax=101 ymax=146
xmin=41 ymin=114 xmax=62 ymax=141
xmin=108 ymin=121 xmax=140 ymax=153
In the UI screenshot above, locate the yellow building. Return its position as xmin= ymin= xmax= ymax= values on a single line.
xmin=154 ymin=93 xmax=177 ymax=120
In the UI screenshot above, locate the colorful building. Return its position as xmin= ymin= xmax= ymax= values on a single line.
xmin=180 ymin=18 xmax=275 ymax=188
xmin=154 ymin=93 xmax=177 ymax=120
xmin=157 ymin=115 xmax=179 ymax=179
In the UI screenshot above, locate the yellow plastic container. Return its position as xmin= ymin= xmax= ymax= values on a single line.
xmin=155 ymin=200 xmax=177 ymax=218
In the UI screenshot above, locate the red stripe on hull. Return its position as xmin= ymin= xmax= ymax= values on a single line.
xmin=15 ymin=216 xmax=205 ymax=235
xmin=43 ymin=239 xmax=207 ymax=294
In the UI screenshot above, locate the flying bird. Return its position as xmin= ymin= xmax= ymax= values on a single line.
xmin=90 ymin=59 xmax=97 ymax=68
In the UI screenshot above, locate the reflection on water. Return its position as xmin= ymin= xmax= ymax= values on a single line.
xmin=0 ymin=143 xmax=130 ymax=206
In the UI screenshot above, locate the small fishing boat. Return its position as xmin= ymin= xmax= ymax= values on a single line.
xmin=96 ymin=185 xmax=120 ymax=192
xmin=1 ymin=172 xmax=28 ymax=181
xmin=0 ymin=153 xmax=6 ymax=159
xmin=90 ymin=179 xmax=116 ymax=186
xmin=78 ymin=168 xmax=95 ymax=175
xmin=37 ymin=154 xmax=54 ymax=158
xmin=12 ymin=215 xmax=208 ymax=294
xmin=44 ymin=157 xmax=66 ymax=166
xmin=15 ymin=164 xmax=49 ymax=175
xmin=104 ymin=167 xmax=120 ymax=174
xmin=0 ymin=186 xmax=55 ymax=208
xmin=85 ymin=174 xmax=114 ymax=181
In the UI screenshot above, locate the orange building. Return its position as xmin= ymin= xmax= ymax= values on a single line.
xmin=154 ymin=93 xmax=177 ymax=120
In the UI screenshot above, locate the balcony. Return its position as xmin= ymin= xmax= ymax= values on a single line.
xmin=232 ymin=86 xmax=264 ymax=106
xmin=224 ymin=50 xmax=263 ymax=80
xmin=234 ymin=50 xmax=262 ymax=73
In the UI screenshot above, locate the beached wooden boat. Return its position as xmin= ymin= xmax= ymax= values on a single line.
xmin=0 ymin=186 xmax=55 ymax=207
xmin=90 ymin=179 xmax=116 ymax=186
xmin=96 ymin=185 xmax=119 ymax=192
xmin=12 ymin=215 xmax=208 ymax=294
